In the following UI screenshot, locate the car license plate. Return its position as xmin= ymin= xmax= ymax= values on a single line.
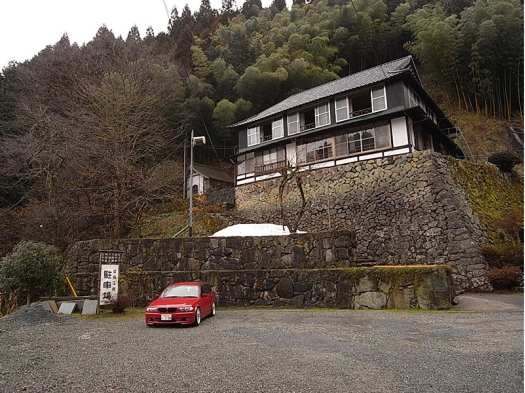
xmin=161 ymin=314 xmax=172 ymax=321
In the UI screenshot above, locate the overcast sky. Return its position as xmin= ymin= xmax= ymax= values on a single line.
xmin=1 ymin=0 xmax=291 ymax=72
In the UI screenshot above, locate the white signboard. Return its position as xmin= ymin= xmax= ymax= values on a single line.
xmin=99 ymin=264 xmax=119 ymax=305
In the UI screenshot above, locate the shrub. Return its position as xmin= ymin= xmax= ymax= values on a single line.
xmin=481 ymin=242 xmax=523 ymax=269
xmin=0 ymin=241 xmax=62 ymax=306
xmin=497 ymin=242 xmax=524 ymax=268
xmin=108 ymin=294 xmax=130 ymax=313
xmin=488 ymin=151 xmax=521 ymax=173
xmin=486 ymin=266 xmax=522 ymax=290
xmin=496 ymin=206 xmax=524 ymax=241
xmin=481 ymin=244 xmax=500 ymax=267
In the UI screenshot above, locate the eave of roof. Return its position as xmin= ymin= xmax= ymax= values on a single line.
xmin=192 ymin=163 xmax=234 ymax=183
xmin=229 ymin=56 xmax=418 ymax=128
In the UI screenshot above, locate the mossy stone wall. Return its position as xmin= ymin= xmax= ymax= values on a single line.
xmin=233 ymin=151 xmax=522 ymax=292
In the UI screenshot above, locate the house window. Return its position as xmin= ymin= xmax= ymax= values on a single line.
xmin=349 ymin=91 xmax=372 ymax=117
xmin=374 ymin=125 xmax=391 ymax=148
xmin=237 ymin=152 xmax=254 ymax=175
xmin=247 ymin=126 xmax=260 ymax=146
xmin=299 ymin=137 xmax=333 ymax=164
xmin=334 ymin=134 xmax=349 ymax=156
xmin=261 ymin=123 xmax=272 ymax=142
xmin=288 ymin=113 xmax=299 ymax=135
xmin=255 ymin=147 xmax=286 ymax=175
xmin=335 ymin=97 xmax=350 ymax=122
xmin=315 ymin=102 xmax=330 ymax=127
xmin=372 ymin=86 xmax=386 ymax=112
xmin=272 ymin=118 xmax=284 ymax=139
xmin=408 ymin=89 xmax=421 ymax=108
xmin=302 ymin=109 xmax=315 ymax=131
xmin=426 ymin=107 xmax=437 ymax=124
xmin=414 ymin=123 xmax=433 ymax=151
xmin=334 ymin=124 xmax=391 ymax=158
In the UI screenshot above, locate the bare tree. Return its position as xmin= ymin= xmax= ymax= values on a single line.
xmin=278 ymin=161 xmax=307 ymax=233
xmin=72 ymin=60 xmax=187 ymax=237
xmin=0 ymin=32 xmax=190 ymax=250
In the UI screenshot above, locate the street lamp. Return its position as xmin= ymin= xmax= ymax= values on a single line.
xmin=189 ymin=130 xmax=206 ymax=237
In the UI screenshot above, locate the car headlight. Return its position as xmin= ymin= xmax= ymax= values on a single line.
xmin=178 ymin=306 xmax=194 ymax=312
xmin=146 ymin=307 xmax=157 ymax=312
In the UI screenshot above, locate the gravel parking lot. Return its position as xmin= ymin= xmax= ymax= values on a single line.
xmin=0 ymin=305 xmax=523 ymax=393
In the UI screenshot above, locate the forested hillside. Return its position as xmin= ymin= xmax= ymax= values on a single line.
xmin=0 ymin=0 xmax=522 ymax=256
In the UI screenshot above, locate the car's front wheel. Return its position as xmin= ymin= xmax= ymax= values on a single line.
xmin=210 ymin=302 xmax=216 ymax=317
xmin=193 ymin=307 xmax=201 ymax=326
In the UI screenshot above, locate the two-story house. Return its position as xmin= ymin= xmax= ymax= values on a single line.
xmin=229 ymin=56 xmax=464 ymax=185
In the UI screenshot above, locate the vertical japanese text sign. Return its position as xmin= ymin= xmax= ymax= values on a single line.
xmin=98 ymin=250 xmax=122 ymax=306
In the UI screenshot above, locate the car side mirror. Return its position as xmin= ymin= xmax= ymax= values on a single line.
xmin=154 ymin=294 xmax=160 ymax=299
xmin=201 ymin=293 xmax=208 ymax=297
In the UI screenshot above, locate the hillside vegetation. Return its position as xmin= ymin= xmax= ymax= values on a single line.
xmin=0 ymin=0 xmax=522 ymax=256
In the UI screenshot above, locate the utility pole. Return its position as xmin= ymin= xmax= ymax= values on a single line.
xmin=189 ymin=130 xmax=206 ymax=237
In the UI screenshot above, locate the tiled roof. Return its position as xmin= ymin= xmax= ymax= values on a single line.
xmin=230 ymin=56 xmax=418 ymax=127
xmin=193 ymin=163 xmax=234 ymax=183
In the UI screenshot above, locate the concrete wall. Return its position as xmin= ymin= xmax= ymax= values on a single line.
xmin=232 ymin=151 xmax=493 ymax=292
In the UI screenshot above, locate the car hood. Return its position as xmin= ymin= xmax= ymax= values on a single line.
xmin=148 ymin=297 xmax=199 ymax=308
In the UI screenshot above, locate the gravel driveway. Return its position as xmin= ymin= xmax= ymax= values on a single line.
xmin=0 ymin=305 xmax=523 ymax=393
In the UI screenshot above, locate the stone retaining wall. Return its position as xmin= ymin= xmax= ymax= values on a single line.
xmin=64 ymin=231 xmax=453 ymax=309
xmin=207 ymin=187 xmax=235 ymax=206
xmin=232 ymin=151 xmax=493 ymax=292
xmin=127 ymin=266 xmax=453 ymax=310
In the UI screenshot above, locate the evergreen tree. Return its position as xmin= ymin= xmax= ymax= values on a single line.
xmin=0 ymin=241 xmax=62 ymax=305
xmin=221 ymin=0 xmax=238 ymax=24
xmin=271 ymin=0 xmax=287 ymax=12
xmin=241 ymin=0 xmax=263 ymax=18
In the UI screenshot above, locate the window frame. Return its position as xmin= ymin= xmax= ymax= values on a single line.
xmin=333 ymin=124 xmax=392 ymax=159
xmin=335 ymin=96 xmax=350 ymax=122
xmin=371 ymin=85 xmax=387 ymax=112
xmin=315 ymin=102 xmax=330 ymax=127
xmin=287 ymin=112 xmax=300 ymax=135
xmin=299 ymin=136 xmax=334 ymax=165
xmin=237 ymin=152 xmax=254 ymax=176
xmin=255 ymin=147 xmax=287 ymax=175
xmin=247 ymin=126 xmax=260 ymax=147
xmin=272 ymin=117 xmax=284 ymax=139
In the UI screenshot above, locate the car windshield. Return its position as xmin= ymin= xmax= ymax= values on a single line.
xmin=161 ymin=285 xmax=199 ymax=298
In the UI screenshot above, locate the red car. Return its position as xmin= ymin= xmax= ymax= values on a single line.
xmin=145 ymin=281 xmax=216 ymax=327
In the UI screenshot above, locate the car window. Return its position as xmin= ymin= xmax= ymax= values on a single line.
xmin=162 ymin=285 xmax=199 ymax=298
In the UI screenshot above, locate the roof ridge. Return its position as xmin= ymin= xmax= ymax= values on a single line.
xmin=230 ymin=56 xmax=415 ymax=128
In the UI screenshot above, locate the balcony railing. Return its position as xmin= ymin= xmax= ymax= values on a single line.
xmin=300 ymin=122 xmax=316 ymax=132
xmin=350 ymin=107 xmax=372 ymax=117
xmin=255 ymin=160 xmax=288 ymax=176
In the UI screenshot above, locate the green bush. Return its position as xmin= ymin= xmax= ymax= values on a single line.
xmin=0 ymin=241 xmax=63 ymax=306
xmin=488 ymin=151 xmax=521 ymax=173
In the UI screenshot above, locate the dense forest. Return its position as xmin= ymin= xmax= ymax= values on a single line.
xmin=0 ymin=0 xmax=522 ymax=256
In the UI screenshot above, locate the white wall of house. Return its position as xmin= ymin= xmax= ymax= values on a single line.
xmin=187 ymin=173 xmax=205 ymax=195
